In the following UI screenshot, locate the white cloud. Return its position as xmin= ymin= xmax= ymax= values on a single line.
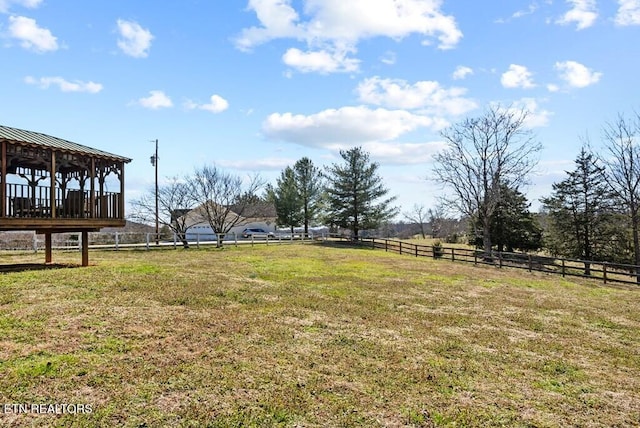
xmin=218 ymin=157 xmax=295 ymax=170
xmin=7 ymin=15 xmax=58 ymax=52
xmin=282 ymin=47 xmax=360 ymax=73
xmin=234 ymin=0 xmax=304 ymax=51
xmin=556 ymin=0 xmax=597 ymax=30
xmin=356 ymin=76 xmax=477 ymax=116
xmin=235 ymin=0 xmax=463 ymax=73
xmin=511 ymin=98 xmax=553 ymax=128
xmin=136 ymin=90 xmax=173 ymax=109
xmin=555 ymin=60 xmax=602 ymax=87
xmin=237 ymin=0 xmax=462 ymax=49
xmin=615 ymin=0 xmax=640 ymax=26
xmin=496 ymin=3 xmax=539 ymax=23
xmin=380 ymin=51 xmax=396 ymax=65
xmin=0 ymin=0 xmax=41 ymax=13
xmin=116 ymin=19 xmax=153 ymax=58
xmin=501 ymin=64 xmax=535 ymax=89
xmin=360 ymin=141 xmax=446 ymax=165
xmin=262 ymin=106 xmax=440 ymax=148
xmin=491 ymin=99 xmax=552 ymax=129
xmin=24 ymin=76 xmax=103 ymax=93
xmin=512 ymin=3 xmax=539 ymax=19
xmin=185 ymin=94 xmax=229 ymax=113
xmin=547 ymin=83 xmax=560 ymax=92
xmin=452 ymin=65 xmax=473 ymax=80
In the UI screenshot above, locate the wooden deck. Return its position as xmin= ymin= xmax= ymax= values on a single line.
xmin=1 ymin=124 xmax=131 ymax=266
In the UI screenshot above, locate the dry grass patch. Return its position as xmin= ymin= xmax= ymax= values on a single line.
xmin=0 ymin=244 xmax=638 ymax=427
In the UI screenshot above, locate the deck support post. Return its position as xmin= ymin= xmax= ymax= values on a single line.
xmin=45 ymin=232 xmax=52 ymax=264
xmin=81 ymin=230 xmax=89 ymax=266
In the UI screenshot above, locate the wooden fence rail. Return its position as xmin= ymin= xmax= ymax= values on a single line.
xmin=326 ymin=236 xmax=640 ymax=286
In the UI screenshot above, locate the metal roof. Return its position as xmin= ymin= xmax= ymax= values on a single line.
xmin=0 ymin=125 xmax=131 ymax=162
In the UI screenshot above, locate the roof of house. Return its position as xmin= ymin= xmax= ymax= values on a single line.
xmin=181 ymin=200 xmax=277 ymax=225
xmin=0 ymin=125 xmax=131 ymax=162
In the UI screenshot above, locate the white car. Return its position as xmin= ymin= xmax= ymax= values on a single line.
xmin=241 ymin=228 xmax=276 ymax=238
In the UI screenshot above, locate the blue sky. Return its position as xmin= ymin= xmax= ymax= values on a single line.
xmin=1 ymin=0 xmax=639 ymax=218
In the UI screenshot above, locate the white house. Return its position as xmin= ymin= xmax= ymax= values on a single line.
xmin=181 ymin=201 xmax=277 ymax=241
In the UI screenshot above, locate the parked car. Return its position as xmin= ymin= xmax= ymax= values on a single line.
xmin=241 ymin=228 xmax=275 ymax=238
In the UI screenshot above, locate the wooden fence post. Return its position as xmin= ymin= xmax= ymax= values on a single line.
xmin=603 ymin=262 xmax=607 ymax=284
xmin=528 ymin=253 xmax=532 ymax=272
xmin=498 ymin=252 xmax=502 ymax=268
xmin=474 ymin=251 xmax=477 ymax=266
xmin=399 ymin=241 xmax=402 ymax=255
xmin=561 ymin=259 xmax=565 ymax=277
xmin=451 ymin=248 xmax=455 ymax=261
xmin=385 ymin=240 xmax=388 ymax=252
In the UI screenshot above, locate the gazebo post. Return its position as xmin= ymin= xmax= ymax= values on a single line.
xmin=50 ymin=152 xmax=56 ymax=219
xmin=1 ymin=141 xmax=6 ymax=217
xmin=90 ymin=158 xmax=95 ymax=218
xmin=81 ymin=230 xmax=89 ymax=266
xmin=45 ymin=232 xmax=52 ymax=264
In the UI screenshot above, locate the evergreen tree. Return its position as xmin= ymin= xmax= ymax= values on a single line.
xmin=541 ymin=147 xmax=615 ymax=274
xmin=473 ymin=184 xmax=542 ymax=252
xmin=324 ymin=147 xmax=398 ymax=239
xmin=293 ymin=157 xmax=323 ymax=235
xmin=266 ymin=166 xmax=304 ymax=233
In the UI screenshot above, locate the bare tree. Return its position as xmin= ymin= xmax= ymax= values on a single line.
xmin=601 ymin=112 xmax=640 ymax=280
xmin=403 ymin=204 xmax=428 ymax=238
xmin=427 ymin=205 xmax=468 ymax=243
xmin=189 ymin=165 xmax=263 ymax=247
xmin=130 ymin=176 xmax=195 ymax=248
xmin=427 ymin=206 xmax=446 ymax=239
xmin=432 ymin=105 xmax=542 ymax=257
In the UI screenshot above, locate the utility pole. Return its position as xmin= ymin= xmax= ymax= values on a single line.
xmin=150 ymin=139 xmax=159 ymax=245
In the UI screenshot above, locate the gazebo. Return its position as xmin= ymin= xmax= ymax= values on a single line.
xmin=0 ymin=125 xmax=131 ymax=266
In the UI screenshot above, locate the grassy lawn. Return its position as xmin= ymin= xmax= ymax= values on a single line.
xmin=0 ymin=243 xmax=639 ymax=427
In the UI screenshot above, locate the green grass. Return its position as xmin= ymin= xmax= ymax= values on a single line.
xmin=0 ymin=243 xmax=639 ymax=427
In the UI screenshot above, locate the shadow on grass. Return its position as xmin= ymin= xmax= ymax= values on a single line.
xmin=315 ymin=240 xmax=376 ymax=251
xmin=0 ymin=263 xmax=81 ymax=273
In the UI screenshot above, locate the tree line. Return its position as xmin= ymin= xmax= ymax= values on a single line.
xmin=432 ymin=106 xmax=640 ymax=280
xmin=130 ymin=147 xmax=398 ymax=248
xmin=131 ymin=105 xmax=640 ymax=280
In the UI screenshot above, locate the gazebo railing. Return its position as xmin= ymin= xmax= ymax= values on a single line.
xmin=4 ymin=183 xmax=122 ymax=219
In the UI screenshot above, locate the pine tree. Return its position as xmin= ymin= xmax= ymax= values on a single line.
xmin=293 ymin=157 xmax=323 ymax=235
xmin=324 ymin=147 xmax=398 ymax=239
xmin=266 ymin=166 xmax=304 ymax=233
xmin=474 ymin=184 xmax=542 ymax=252
xmin=541 ymin=147 xmax=615 ymax=274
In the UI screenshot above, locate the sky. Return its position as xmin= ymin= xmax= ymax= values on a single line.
xmin=1 ymin=0 xmax=639 ymax=219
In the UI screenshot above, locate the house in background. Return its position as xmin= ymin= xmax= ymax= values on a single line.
xmin=182 ymin=200 xmax=277 ymax=240
xmin=0 ymin=125 xmax=131 ymax=266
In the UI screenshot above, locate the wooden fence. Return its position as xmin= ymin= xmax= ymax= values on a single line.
xmin=327 ymin=236 xmax=640 ymax=286
xmin=4 ymin=230 xmax=638 ymax=286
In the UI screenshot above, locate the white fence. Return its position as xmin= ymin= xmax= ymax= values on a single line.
xmin=0 ymin=231 xmax=322 ymax=252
